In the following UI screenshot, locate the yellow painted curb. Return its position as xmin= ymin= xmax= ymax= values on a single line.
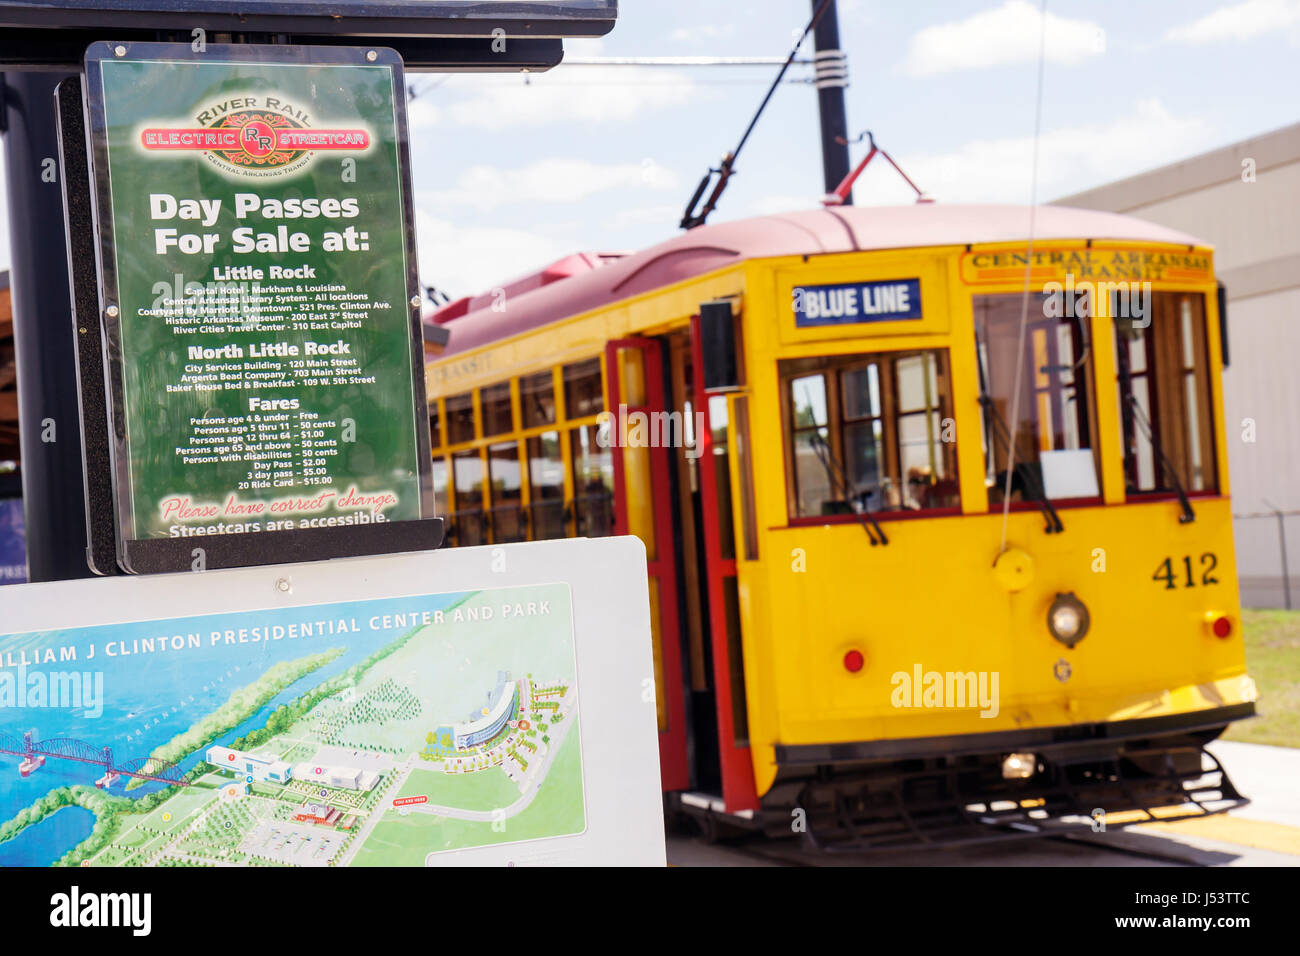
xmin=1136 ymin=815 xmax=1300 ymax=856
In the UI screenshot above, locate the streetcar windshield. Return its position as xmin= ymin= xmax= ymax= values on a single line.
xmin=1115 ymin=291 xmax=1218 ymax=495
xmin=974 ymin=293 xmax=1101 ymax=505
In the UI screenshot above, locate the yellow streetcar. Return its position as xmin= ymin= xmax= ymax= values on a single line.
xmin=423 ymin=203 xmax=1255 ymax=848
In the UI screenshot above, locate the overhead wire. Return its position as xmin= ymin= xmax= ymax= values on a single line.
xmin=997 ymin=0 xmax=1051 ymax=556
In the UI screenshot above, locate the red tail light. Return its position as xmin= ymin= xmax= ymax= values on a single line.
xmin=1212 ymin=616 xmax=1233 ymax=638
xmin=843 ymin=649 xmax=865 ymax=673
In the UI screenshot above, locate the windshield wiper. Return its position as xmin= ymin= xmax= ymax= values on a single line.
xmin=974 ymin=337 xmax=1064 ymax=534
xmin=808 ymin=429 xmax=889 ymax=546
xmin=1124 ymin=393 xmax=1196 ymax=524
xmin=977 ymin=393 xmax=1064 ymax=534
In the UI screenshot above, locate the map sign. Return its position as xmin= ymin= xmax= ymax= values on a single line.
xmin=0 ymin=582 xmax=583 ymax=866
xmin=84 ymin=43 xmax=433 ymax=555
xmin=0 ymin=538 xmax=664 ymax=866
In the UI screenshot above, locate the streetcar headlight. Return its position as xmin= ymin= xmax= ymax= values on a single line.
xmin=1047 ymin=592 xmax=1090 ymax=648
xmin=1002 ymin=752 xmax=1037 ymax=780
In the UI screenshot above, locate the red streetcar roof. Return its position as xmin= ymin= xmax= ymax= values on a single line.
xmin=424 ymin=204 xmax=1208 ymax=359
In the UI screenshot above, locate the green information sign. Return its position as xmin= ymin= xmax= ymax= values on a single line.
xmin=85 ymin=43 xmax=433 ymax=567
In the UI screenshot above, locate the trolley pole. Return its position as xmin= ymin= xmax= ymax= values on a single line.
xmin=811 ymin=0 xmax=852 ymax=202
xmin=1 ymin=71 xmax=91 ymax=582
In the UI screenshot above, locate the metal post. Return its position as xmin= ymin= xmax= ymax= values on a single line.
xmin=811 ymin=0 xmax=851 ymax=202
xmin=1263 ymin=500 xmax=1291 ymax=610
xmin=1 ymin=71 xmax=91 ymax=582
xmin=1277 ymin=509 xmax=1291 ymax=611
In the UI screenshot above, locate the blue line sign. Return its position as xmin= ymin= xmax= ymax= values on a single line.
xmin=794 ymin=278 xmax=922 ymax=327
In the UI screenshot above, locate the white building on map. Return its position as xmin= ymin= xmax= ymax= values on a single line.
xmin=292 ymin=762 xmax=381 ymax=792
xmin=453 ymin=674 xmax=517 ymax=750
xmin=206 ymin=745 xmax=293 ymax=784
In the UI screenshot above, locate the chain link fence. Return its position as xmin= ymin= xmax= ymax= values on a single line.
xmin=1234 ymin=508 xmax=1298 ymax=610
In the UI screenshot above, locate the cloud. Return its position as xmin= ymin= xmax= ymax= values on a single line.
xmin=415 ymin=208 xmax=576 ymax=298
xmin=425 ymin=158 xmax=679 ymax=213
xmin=1165 ymin=0 xmax=1300 ymax=43
xmin=441 ymin=66 xmax=696 ymax=130
xmin=669 ymin=23 xmax=736 ymax=44
xmin=903 ymin=0 xmax=1106 ymax=76
xmin=747 ymin=193 xmax=823 ymax=217
xmin=853 ymin=100 xmax=1209 ymax=205
xmin=406 ymin=95 xmax=442 ymax=131
xmin=608 ymin=203 xmax=683 ymax=230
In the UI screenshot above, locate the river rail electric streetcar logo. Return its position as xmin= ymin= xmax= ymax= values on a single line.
xmin=139 ymin=95 xmax=371 ymax=179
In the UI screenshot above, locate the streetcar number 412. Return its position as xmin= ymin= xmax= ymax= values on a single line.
xmin=1153 ymin=553 xmax=1219 ymax=589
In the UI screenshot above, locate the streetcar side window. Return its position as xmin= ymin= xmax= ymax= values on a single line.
xmin=446 ymin=391 xmax=475 ymax=445
xmin=1115 ymin=292 xmax=1218 ymax=495
xmin=564 ymin=358 xmax=604 ymax=418
xmin=481 ymin=382 xmax=514 ymax=437
xmin=782 ymin=349 xmax=959 ymax=519
xmin=974 ymin=293 xmax=1101 ymax=505
xmin=436 ymin=355 xmax=611 ymax=547
xmin=526 ymin=431 xmax=566 ymax=539
xmin=571 ymin=423 xmax=614 ymax=537
xmin=450 ymin=449 xmax=486 ymax=546
xmin=520 ymin=371 xmax=556 ymax=428
xmin=488 ymin=441 xmax=524 ymax=542
xmin=429 ymin=400 xmax=442 ymax=449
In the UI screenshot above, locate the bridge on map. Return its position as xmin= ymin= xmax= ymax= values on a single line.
xmin=0 ymin=730 xmax=189 ymax=786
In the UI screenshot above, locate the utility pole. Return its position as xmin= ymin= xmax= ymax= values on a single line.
xmin=811 ymin=0 xmax=852 ymax=203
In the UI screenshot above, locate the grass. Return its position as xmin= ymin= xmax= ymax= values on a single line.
xmin=351 ymin=731 xmax=584 ymax=865
xmin=393 ymin=765 xmax=522 ymax=813
xmin=1222 ymin=610 xmax=1300 ymax=748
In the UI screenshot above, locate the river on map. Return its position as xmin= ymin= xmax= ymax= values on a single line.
xmin=0 ymin=806 xmax=96 ymax=867
xmin=0 ymin=589 xmax=468 ymax=866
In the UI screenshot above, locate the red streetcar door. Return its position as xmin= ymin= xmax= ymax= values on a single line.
xmin=605 ymin=337 xmax=690 ymax=792
xmin=690 ymin=315 xmax=760 ymax=814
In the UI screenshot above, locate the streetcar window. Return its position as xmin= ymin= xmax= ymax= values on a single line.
xmin=450 ymin=449 xmax=486 ymax=546
xmin=488 ymin=442 xmax=524 ymax=542
xmin=789 ymin=374 xmax=833 ymax=517
xmin=527 ymin=431 xmax=566 ymax=539
xmin=571 ymin=423 xmax=614 ymax=536
xmin=733 ymin=395 xmax=760 ymax=561
xmin=564 ymin=358 xmax=604 ymax=418
xmin=1115 ymin=292 xmax=1217 ymax=494
xmin=481 ymin=381 xmax=514 ymax=437
xmin=432 ymin=455 xmax=448 ymax=514
xmin=429 ymin=401 xmax=442 ymax=449
xmin=709 ymin=395 xmax=736 ymax=561
xmin=783 ymin=350 xmax=959 ymax=519
xmin=974 ymin=293 xmax=1100 ymax=505
xmin=520 ymin=370 xmax=556 ymax=428
xmin=446 ymin=391 xmax=475 ymax=445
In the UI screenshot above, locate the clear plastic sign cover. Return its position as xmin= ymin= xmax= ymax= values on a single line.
xmin=84 ymin=42 xmax=435 ymax=565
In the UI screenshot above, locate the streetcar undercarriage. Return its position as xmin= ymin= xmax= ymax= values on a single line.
xmin=670 ymin=705 xmax=1253 ymax=852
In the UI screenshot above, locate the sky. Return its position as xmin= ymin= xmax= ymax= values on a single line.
xmin=1 ymin=0 xmax=1298 ymax=298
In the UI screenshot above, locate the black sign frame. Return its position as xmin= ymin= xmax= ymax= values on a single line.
xmin=0 ymin=1 xmax=618 ymax=36
xmin=74 ymin=40 xmax=444 ymax=574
